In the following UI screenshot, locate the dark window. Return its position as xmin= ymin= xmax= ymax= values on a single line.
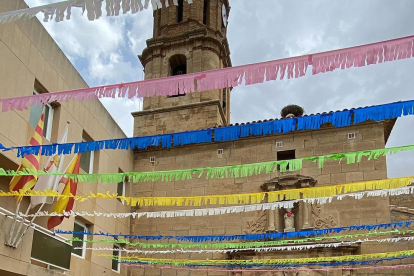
xmin=29 ymin=81 xmax=54 ymax=140
xmin=80 ymin=131 xmax=97 ymax=174
xmin=112 ymin=244 xmax=120 ymax=271
xmin=177 ymin=0 xmax=183 ymax=23
xmin=72 ymin=221 xmax=87 ymax=258
xmin=117 ymin=181 xmax=125 ymax=202
xmin=117 ymin=168 xmax=125 ymax=203
xmin=203 ymin=0 xmax=209 ymax=25
xmin=222 ymin=89 xmax=227 ymax=112
xmin=172 ymin=64 xmax=186 ymax=76
xmin=277 ymin=150 xmax=296 ymax=171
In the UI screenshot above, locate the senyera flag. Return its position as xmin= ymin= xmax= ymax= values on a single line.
xmin=47 ymin=153 xmax=81 ymax=230
xmin=31 ymin=123 xmax=69 ymax=208
xmin=8 ymin=113 xmax=44 ymax=203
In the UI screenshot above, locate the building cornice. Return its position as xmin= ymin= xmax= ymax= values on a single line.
xmin=132 ymin=100 xmax=227 ymax=126
xmin=138 ymin=26 xmax=231 ymax=69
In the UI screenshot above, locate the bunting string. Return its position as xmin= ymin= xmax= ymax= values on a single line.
xmin=0 ymin=0 xmax=192 ymax=24
xmin=123 ymin=263 xmax=414 ymax=274
xmin=76 ymin=236 xmax=414 ymax=254
xmin=20 ymin=185 xmax=414 ymax=219
xmin=0 ymin=146 xmax=412 ymax=185
xmin=8 ymin=99 xmax=414 ymax=157
xmin=58 ymin=220 xmax=414 ymax=242
xmin=3 ymin=177 xmax=413 ymax=207
xmin=123 ymin=257 xmax=414 ymax=268
xmin=66 ymin=229 xmax=413 ymax=249
xmin=110 ymin=250 xmax=414 ymax=265
xmin=0 ymin=36 xmax=413 ymax=111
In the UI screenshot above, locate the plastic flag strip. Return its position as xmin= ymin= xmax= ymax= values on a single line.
xmin=0 ymin=0 xmax=193 ymax=24
xmin=3 ymin=176 xmax=414 ymax=207
xmin=75 ymin=235 xmax=414 ymax=254
xmin=66 ymin=229 xmax=413 ymax=249
xmin=0 ymin=146 xmax=413 ymax=185
xmin=123 ymin=263 xmax=414 ymax=274
xmin=0 ymin=36 xmax=413 ymax=111
xmin=57 ymin=220 xmax=414 ymax=242
xmin=20 ymin=186 xmax=414 ymax=219
xmin=7 ymin=99 xmax=414 ymax=157
xmin=109 ymin=250 xmax=414 ymax=266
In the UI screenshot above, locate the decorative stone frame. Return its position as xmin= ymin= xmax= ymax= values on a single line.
xmin=260 ymin=175 xmax=317 ymax=232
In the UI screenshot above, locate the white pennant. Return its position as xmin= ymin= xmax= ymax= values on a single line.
xmin=75 ymin=236 xmax=414 ymax=254
xmin=0 ymin=0 xmax=194 ymax=24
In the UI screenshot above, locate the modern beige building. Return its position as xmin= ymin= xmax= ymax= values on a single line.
xmin=0 ymin=0 xmax=132 ymax=275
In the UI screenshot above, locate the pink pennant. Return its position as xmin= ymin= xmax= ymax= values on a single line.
xmin=0 ymin=35 xmax=413 ymax=112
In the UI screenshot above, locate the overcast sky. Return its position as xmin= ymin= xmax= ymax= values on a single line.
xmin=24 ymin=0 xmax=414 ymax=178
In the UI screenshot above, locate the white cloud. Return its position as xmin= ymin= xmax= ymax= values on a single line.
xmin=99 ymin=98 xmax=141 ymax=137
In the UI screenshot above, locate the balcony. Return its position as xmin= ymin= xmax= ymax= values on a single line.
xmin=0 ymin=207 xmax=71 ymax=275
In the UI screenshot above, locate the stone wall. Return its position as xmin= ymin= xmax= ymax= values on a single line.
xmin=130 ymin=122 xmax=400 ymax=276
xmin=133 ymin=100 xmax=225 ymax=136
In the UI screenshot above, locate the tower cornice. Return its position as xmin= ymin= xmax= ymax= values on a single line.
xmin=139 ymin=26 xmax=231 ymax=70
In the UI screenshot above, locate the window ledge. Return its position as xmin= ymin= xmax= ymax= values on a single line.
xmin=71 ymin=253 xmax=86 ymax=260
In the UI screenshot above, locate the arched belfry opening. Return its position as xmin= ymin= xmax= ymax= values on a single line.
xmin=169 ymin=54 xmax=187 ymax=76
xmin=169 ymin=54 xmax=187 ymax=97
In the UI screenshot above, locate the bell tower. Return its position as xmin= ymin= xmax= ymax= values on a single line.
xmin=132 ymin=0 xmax=232 ymax=136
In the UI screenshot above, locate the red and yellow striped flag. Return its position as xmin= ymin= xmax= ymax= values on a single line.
xmin=47 ymin=153 xmax=81 ymax=230
xmin=9 ymin=113 xmax=44 ymax=203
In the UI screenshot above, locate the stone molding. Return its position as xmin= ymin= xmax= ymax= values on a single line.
xmin=261 ymin=174 xmax=317 ymax=191
xmin=139 ymin=26 xmax=232 ymax=68
xmin=132 ymin=99 xmax=226 ymax=122
xmin=390 ymin=205 xmax=414 ymax=215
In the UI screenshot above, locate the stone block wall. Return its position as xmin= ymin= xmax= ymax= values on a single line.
xmin=133 ymin=100 xmax=225 ymax=136
xmin=130 ymin=122 xmax=402 ymax=276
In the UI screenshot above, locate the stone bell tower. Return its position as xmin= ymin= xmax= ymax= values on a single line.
xmin=132 ymin=0 xmax=232 ymax=137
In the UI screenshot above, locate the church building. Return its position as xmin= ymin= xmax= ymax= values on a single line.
xmin=130 ymin=1 xmax=413 ymax=275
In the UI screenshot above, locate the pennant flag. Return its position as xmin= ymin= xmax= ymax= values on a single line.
xmin=9 ymin=113 xmax=44 ymax=203
xmin=47 ymin=153 xmax=81 ymax=230
xmin=31 ymin=123 xmax=69 ymax=208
